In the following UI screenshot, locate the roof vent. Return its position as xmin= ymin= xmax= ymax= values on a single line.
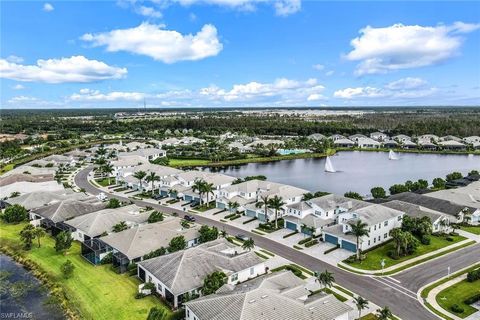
xmin=248 ymin=299 xmax=256 ymax=304
xmin=323 ymin=301 xmax=329 ymax=304
xmin=309 ymin=307 xmax=316 ymax=311
xmin=261 ymin=295 xmax=268 ymax=299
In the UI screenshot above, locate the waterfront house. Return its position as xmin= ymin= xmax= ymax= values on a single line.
xmin=185 ymin=271 xmax=352 ymax=320
xmin=227 ymin=141 xmax=252 ymax=153
xmin=356 ymin=137 xmax=381 ymax=149
xmin=440 ymin=135 xmax=462 ymax=142
xmin=382 ymin=139 xmax=398 ymax=148
xmin=463 ymin=136 xmax=480 ymax=145
xmin=246 ymin=139 xmax=285 ymax=148
xmin=382 ymin=200 xmax=451 ymax=233
xmin=329 ymin=134 xmax=346 ymax=141
xmin=308 ymin=133 xmax=326 ymax=141
xmin=322 ymin=204 xmax=404 ymax=252
xmin=96 ymin=217 xmax=201 ymax=271
xmin=418 ymin=140 xmax=437 ymax=150
xmin=65 ymin=204 xmax=148 ymax=241
xmin=402 ymin=140 xmax=418 ymax=149
xmin=389 ymin=192 xmax=474 ymax=223
xmin=118 ymin=148 xmax=166 ymax=162
xmin=370 ymin=132 xmax=389 ymax=141
xmin=438 ymin=140 xmax=466 ymax=151
xmin=392 ymin=134 xmax=412 ymax=143
xmin=348 ymin=134 xmax=367 ymax=142
xmin=333 ymin=138 xmax=355 ymax=148
xmin=175 ymin=171 xmax=236 ymax=204
xmin=418 ymin=134 xmax=439 ymax=143
xmin=138 ymin=238 xmax=265 ymax=308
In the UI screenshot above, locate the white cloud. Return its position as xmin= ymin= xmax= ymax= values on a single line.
xmin=6 ymin=55 xmax=24 ymax=63
xmin=136 ymin=5 xmax=162 ymax=18
xmin=8 ymin=96 xmax=38 ymax=103
xmin=12 ymin=84 xmax=25 ymax=90
xmin=43 ymin=3 xmax=54 ymax=12
xmin=274 ymin=0 xmax=301 ymax=16
xmin=325 ymin=70 xmax=335 ymax=76
xmin=81 ymin=23 xmax=223 ymax=63
xmin=70 ymin=89 xmax=144 ymax=101
xmin=313 ymin=64 xmax=325 ymax=71
xmin=346 ymin=22 xmax=480 ymax=75
xmin=334 ymin=77 xmax=437 ymax=100
xmin=0 ymin=56 xmax=127 ymax=83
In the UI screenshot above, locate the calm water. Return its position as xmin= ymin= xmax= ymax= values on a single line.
xmin=206 ymin=151 xmax=480 ymax=196
xmin=0 ymin=255 xmax=64 ymax=320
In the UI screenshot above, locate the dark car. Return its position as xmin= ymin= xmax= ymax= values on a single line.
xmin=184 ymin=215 xmax=196 ymax=222
xmin=235 ymin=234 xmax=249 ymax=242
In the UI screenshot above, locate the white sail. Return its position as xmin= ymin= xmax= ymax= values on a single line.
xmin=325 ymin=156 xmax=336 ymax=172
xmin=389 ymin=150 xmax=398 ymax=160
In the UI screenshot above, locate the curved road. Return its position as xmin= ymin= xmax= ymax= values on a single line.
xmin=76 ymin=167 xmax=480 ymax=320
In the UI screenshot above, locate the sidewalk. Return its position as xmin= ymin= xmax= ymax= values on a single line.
xmin=338 ymin=239 xmax=475 ymax=275
xmin=426 ymin=274 xmax=466 ymax=320
xmin=458 ymin=229 xmax=480 ymax=243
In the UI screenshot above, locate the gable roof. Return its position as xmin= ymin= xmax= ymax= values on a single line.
xmin=139 ymin=238 xmax=263 ymax=295
xmin=381 ymin=200 xmax=446 ymax=222
xmin=185 ymin=271 xmax=352 ymax=320
xmin=389 ymin=192 xmax=474 ymax=216
xmin=5 ymin=190 xmax=80 ymax=210
xmin=101 ymin=217 xmax=201 ymax=260
xmin=32 ymin=198 xmax=105 ymax=223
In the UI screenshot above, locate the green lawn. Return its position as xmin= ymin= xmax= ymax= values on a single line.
xmin=345 ymin=235 xmax=466 ymax=271
xmin=0 ymin=222 xmax=170 ymax=320
xmin=95 ymin=178 xmax=115 ymax=187
xmin=461 ymin=225 xmax=480 ymax=235
xmin=168 ymin=158 xmax=210 ymax=167
xmin=436 ymin=279 xmax=480 ymax=318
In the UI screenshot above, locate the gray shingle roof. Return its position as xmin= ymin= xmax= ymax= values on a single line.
xmin=308 ymin=194 xmax=370 ymax=212
xmin=382 ymin=200 xmax=446 ymax=222
xmin=32 ymin=198 xmax=105 ymax=223
xmin=185 ymin=271 xmax=352 ymax=320
xmin=139 ymin=238 xmax=263 ymax=295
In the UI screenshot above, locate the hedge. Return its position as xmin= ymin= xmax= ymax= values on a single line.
xmin=283 ymin=230 xmax=299 ymax=238
xmin=298 ymin=237 xmax=313 ymax=245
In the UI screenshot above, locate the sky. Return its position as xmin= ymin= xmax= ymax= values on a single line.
xmin=1 ymin=0 xmax=479 ymax=109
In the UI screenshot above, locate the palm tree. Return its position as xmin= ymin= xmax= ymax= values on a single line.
xmin=376 ymin=306 xmax=393 ymax=320
xmin=220 ymin=229 xmax=227 ymax=238
xmin=348 ymin=220 xmax=370 ymax=261
xmin=112 ymin=221 xmax=128 ymax=233
xmin=192 ymin=179 xmax=206 ymax=205
xmin=168 ymin=188 xmax=177 ymax=198
xmin=242 ymin=238 xmax=255 ymax=251
xmin=316 ymin=270 xmax=334 ymax=290
xmin=255 ymin=194 xmax=270 ymax=223
xmin=354 ymin=296 xmax=369 ymax=319
xmin=33 ymin=227 xmax=46 ymax=248
xmin=133 ymin=170 xmax=147 ymax=191
xmin=227 ymin=201 xmax=240 ymax=213
xmin=102 ymin=163 xmax=114 ymax=185
xmin=268 ymin=195 xmax=285 ymax=229
xmin=95 ymin=145 xmax=107 ymax=158
xmin=203 ymin=182 xmax=215 ymax=206
xmin=145 ymin=172 xmax=160 ymax=195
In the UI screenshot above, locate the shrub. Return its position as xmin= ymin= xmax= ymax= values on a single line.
xmin=282 ymin=230 xmax=298 ymax=239
xmin=100 ymin=252 xmax=113 ymax=264
xmin=143 ymin=282 xmax=155 ymax=291
xmin=449 ymin=232 xmax=459 ymax=236
xmin=464 ymin=293 xmax=480 ymax=305
xmin=1 ymin=204 xmax=28 ymax=223
xmin=135 ymin=292 xmax=146 ymax=299
xmin=467 ymin=269 xmax=480 ymax=282
xmin=446 ymin=237 xmax=454 ymax=242
xmin=420 ymin=236 xmax=431 ymax=245
xmin=304 ymin=239 xmax=319 ymax=247
xmin=60 ymin=260 xmax=75 ymax=279
xmin=451 ymin=304 xmax=464 ymax=313
xmin=298 ymin=237 xmax=313 ymax=245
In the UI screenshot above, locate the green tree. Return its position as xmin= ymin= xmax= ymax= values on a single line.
xmin=268 ymin=195 xmax=285 ymax=229
xmin=354 ymin=296 xmax=369 ymax=319
xmin=19 ymin=224 xmax=36 ymax=250
xmin=61 ymin=260 xmax=75 ymax=279
xmin=199 ymin=225 xmax=219 ymax=243
xmin=203 ymin=182 xmax=215 ymax=205
xmin=389 ymin=184 xmax=409 ymax=195
xmin=192 ymin=179 xmax=206 ymax=205
xmin=2 ymin=204 xmax=28 ymax=223
xmin=146 ymin=307 xmax=168 ymax=320
xmin=33 ymin=227 xmax=46 ymax=248
xmin=376 ymin=306 xmax=393 ymax=320
xmin=348 ymin=220 xmax=369 ymax=261
xmin=468 ymin=170 xmax=479 ymax=176
xmin=242 ymin=238 xmax=255 ymax=251
xmin=255 ymin=194 xmax=270 ymax=223
xmin=9 ymin=191 xmax=21 ymax=198
xmin=201 ymin=271 xmax=227 ymax=295
xmin=55 ymin=231 xmax=73 ymax=253
xmin=227 ymin=201 xmax=239 ymax=213
xmin=102 ymin=163 xmax=114 ymax=185
xmin=106 ymin=198 xmax=121 ymax=208
xmin=168 ymin=235 xmax=187 ymax=252
xmin=432 ymin=177 xmax=446 ymax=189
xmin=145 ymin=172 xmax=160 ymax=196
xmin=133 ymin=170 xmax=147 ymax=191
xmin=147 ymin=211 xmax=164 ymax=223
xmin=316 ymin=270 xmax=335 ymax=290
xmin=446 ymin=171 xmax=463 ymax=182
xmin=344 ymin=191 xmax=363 ymax=200
xmin=370 ymin=187 xmax=386 ymax=199
xmin=112 ymin=221 xmax=128 ymax=233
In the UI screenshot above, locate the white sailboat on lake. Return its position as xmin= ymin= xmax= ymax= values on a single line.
xmin=389 ymin=150 xmax=398 ymax=160
xmin=325 ymin=156 xmax=336 ymax=172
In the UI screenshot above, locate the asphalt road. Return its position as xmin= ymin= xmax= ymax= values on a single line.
xmin=75 ymin=167 xmax=480 ymax=320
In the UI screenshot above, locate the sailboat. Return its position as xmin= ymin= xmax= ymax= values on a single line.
xmin=325 ymin=156 xmax=336 ymax=173
xmin=389 ymin=150 xmax=398 ymax=160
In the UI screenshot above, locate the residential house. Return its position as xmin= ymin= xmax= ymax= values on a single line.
xmin=329 ymin=134 xmax=346 ymax=141
xmin=118 ymin=148 xmax=167 ymax=162
xmin=185 ymin=271 xmax=352 ymax=320
xmin=418 ymin=140 xmax=437 ymax=150
xmin=322 ymin=204 xmax=404 ymax=252
xmin=463 ymin=136 xmax=480 ymax=145
xmin=0 ymin=181 xmax=64 ymax=198
xmin=138 ymin=238 xmax=265 ymax=308
xmin=5 ymin=190 xmax=86 ymax=210
xmin=0 ymin=173 xmax=54 ymax=187
xmin=117 ymin=163 xmax=183 ymax=191
xmin=440 ymin=135 xmax=462 ymax=142
xmin=370 ymin=132 xmax=389 ymax=141
xmin=111 ymin=155 xmax=146 ymax=177
xmin=356 ymin=137 xmax=381 ymax=149
xmin=333 ymin=138 xmax=355 ymax=148
xmin=382 ymin=200 xmax=451 ymax=233
xmin=401 ymin=140 xmax=418 ymax=149
xmin=348 ymin=134 xmax=367 ymax=142
xmin=246 ymin=139 xmax=285 ymax=148
xmin=173 ymin=171 xmax=236 ymax=204
xmin=382 ymin=139 xmax=398 ymax=149
xmin=438 ymin=140 xmax=466 ymax=151
xmin=41 ymin=154 xmax=77 ymax=167
xmin=418 ymin=134 xmax=439 ymax=143
xmin=227 ymin=141 xmax=252 ymax=153
xmin=66 ymin=204 xmax=148 ymax=242
xmin=389 ymin=192 xmax=474 ymax=223
xmin=97 ymin=217 xmax=201 ymax=271
xmin=392 ymin=134 xmax=412 ymax=143
xmin=308 ymin=133 xmax=326 ymax=141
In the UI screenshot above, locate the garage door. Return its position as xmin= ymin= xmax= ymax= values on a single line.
xmin=324 ymin=234 xmax=338 ymax=245
xmin=184 ymin=195 xmax=193 ymax=202
xmin=285 ymin=221 xmax=297 ymax=231
xmin=216 ymin=202 xmax=226 ymax=209
xmin=341 ymin=240 xmax=357 ymax=252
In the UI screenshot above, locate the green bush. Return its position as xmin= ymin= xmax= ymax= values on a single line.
xmin=464 ymin=293 xmax=480 ymax=305
xmin=304 ymin=239 xmax=319 ymax=248
xmin=420 ymin=236 xmax=431 ymax=245
xmin=282 ymin=230 xmax=298 ymax=238
xmin=451 ymin=304 xmax=464 ymax=313
xmin=134 ymin=292 xmax=146 ymax=299
xmin=467 ymin=269 xmax=480 ymax=282
xmin=1 ymin=204 xmax=28 ymax=223
xmin=298 ymin=237 xmax=312 ymax=245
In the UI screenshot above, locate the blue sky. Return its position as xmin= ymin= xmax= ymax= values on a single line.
xmin=1 ymin=0 xmax=479 ymax=108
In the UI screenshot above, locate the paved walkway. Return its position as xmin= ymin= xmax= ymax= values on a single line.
xmin=338 ymin=238 xmax=474 ymax=275
xmin=459 ymin=229 xmax=480 ymax=243
xmin=426 ymin=274 xmax=467 ymax=320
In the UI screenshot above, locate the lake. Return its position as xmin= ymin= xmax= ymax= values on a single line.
xmin=206 ymin=151 xmax=480 ymax=196
xmin=0 ymin=254 xmax=64 ymax=320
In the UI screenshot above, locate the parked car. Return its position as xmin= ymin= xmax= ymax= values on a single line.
xmin=236 ymin=234 xmax=249 ymax=242
xmin=184 ymin=215 xmax=196 ymax=222
xmin=152 ymin=194 xmax=162 ymax=200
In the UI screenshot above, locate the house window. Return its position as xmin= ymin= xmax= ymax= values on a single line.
xmin=378 ymin=236 xmax=381 ymax=241
xmin=187 ymin=310 xmax=190 ymax=317
xmin=384 ymin=233 xmax=387 ymax=239
xmin=398 ymin=216 xmax=402 ymax=221
xmin=368 ymin=240 xmax=370 ymax=246
xmin=384 ymin=221 xmax=388 ymax=226
xmin=148 ymin=276 xmax=152 ymax=283
xmin=374 ymin=225 xmax=377 ymax=231
xmin=231 ymin=273 xmax=238 ymax=282
xmin=250 ymin=267 xmax=255 ymax=275
xmin=157 ymin=283 xmax=163 ymax=292
xmin=373 ymin=238 xmax=376 ymax=243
